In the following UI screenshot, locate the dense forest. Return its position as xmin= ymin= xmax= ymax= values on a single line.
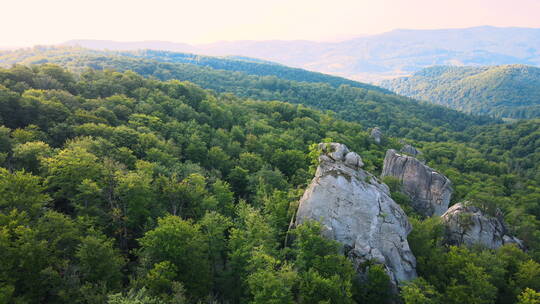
xmin=0 ymin=64 xmax=539 ymax=303
xmin=3 ymin=47 xmax=387 ymax=92
xmin=0 ymin=47 xmax=497 ymax=141
xmin=381 ymin=65 xmax=540 ymax=119
xmin=118 ymin=50 xmax=387 ymax=92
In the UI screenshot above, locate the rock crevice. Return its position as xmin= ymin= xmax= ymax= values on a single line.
xmin=381 ymin=149 xmax=452 ymax=217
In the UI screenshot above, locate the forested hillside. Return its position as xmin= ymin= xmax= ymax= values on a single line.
xmin=0 ymin=47 xmax=497 ymax=140
xmin=381 ymin=65 xmax=540 ymax=119
xmin=118 ymin=50 xmax=386 ymax=91
xmin=0 ymin=47 xmax=387 ymax=92
xmin=0 ymin=65 xmax=539 ymax=303
xmin=66 ymin=26 xmax=540 ymax=82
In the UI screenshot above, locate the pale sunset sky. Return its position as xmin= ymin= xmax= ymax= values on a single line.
xmin=2 ymin=0 xmax=540 ymax=47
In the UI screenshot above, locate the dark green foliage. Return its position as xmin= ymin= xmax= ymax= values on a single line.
xmin=382 ymin=65 xmax=540 ymax=119
xmin=354 ymin=265 xmax=394 ymax=304
xmin=293 ymin=221 xmax=355 ymax=303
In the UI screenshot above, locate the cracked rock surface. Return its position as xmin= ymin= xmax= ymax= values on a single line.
xmin=381 ymin=149 xmax=452 ymax=216
xmin=296 ymin=143 xmax=417 ymax=285
xmin=441 ymin=202 xmax=524 ymax=250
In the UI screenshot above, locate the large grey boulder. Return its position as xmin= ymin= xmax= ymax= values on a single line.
xmin=441 ymin=202 xmax=524 ymax=250
xmin=381 ymin=149 xmax=452 ymax=217
xmin=400 ymin=144 xmax=422 ymax=157
xmin=371 ymin=127 xmax=383 ymax=144
xmin=296 ymin=143 xmax=417 ymax=285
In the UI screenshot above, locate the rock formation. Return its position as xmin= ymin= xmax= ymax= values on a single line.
xmin=381 ymin=149 xmax=452 ymax=217
xmin=400 ymin=144 xmax=421 ymax=157
xmin=296 ymin=143 xmax=417 ymax=284
xmin=441 ymin=202 xmax=524 ymax=250
xmin=371 ymin=127 xmax=383 ymax=144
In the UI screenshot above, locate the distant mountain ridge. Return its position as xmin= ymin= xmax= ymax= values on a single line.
xmin=63 ymin=26 xmax=540 ymax=82
xmin=380 ymin=64 xmax=540 ymax=119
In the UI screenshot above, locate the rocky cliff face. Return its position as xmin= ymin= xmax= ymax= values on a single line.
xmin=381 ymin=149 xmax=452 ymax=217
xmin=296 ymin=143 xmax=417 ymax=284
xmin=441 ymin=203 xmax=524 ymax=250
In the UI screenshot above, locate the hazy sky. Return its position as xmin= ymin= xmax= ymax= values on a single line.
xmin=2 ymin=0 xmax=540 ymax=46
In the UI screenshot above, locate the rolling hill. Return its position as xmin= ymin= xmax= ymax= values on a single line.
xmin=0 ymin=47 xmax=496 ymax=140
xmin=64 ymin=26 xmax=540 ymax=82
xmin=0 ymin=47 xmax=386 ymax=92
xmin=380 ymin=65 xmax=540 ymax=119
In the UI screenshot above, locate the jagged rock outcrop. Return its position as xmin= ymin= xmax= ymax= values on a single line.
xmin=400 ymin=144 xmax=421 ymax=157
xmin=381 ymin=149 xmax=452 ymax=217
xmin=296 ymin=143 xmax=417 ymax=284
xmin=371 ymin=127 xmax=383 ymax=144
xmin=441 ymin=202 xmax=524 ymax=250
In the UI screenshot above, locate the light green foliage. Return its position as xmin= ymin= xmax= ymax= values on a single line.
xmin=0 ymin=168 xmax=50 ymax=217
xmin=145 ymin=261 xmax=178 ymax=295
xmin=12 ymin=140 xmax=52 ymax=173
xmin=143 ymin=261 xmax=188 ymax=303
xmin=44 ymin=146 xmax=104 ymax=203
xmin=382 ymin=176 xmax=403 ymax=193
xmin=513 ymin=260 xmax=540 ymax=294
xmin=139 ymin=215 xmax=211 ymax=298
xmin=246 ymin=248 xmax=298 ymax=304
xmin=108 ymin=288 xmax=162 ymax=304
xmin=401 ymin=278 xmax=440 ymax=304
xmin=518 ymin=288 xmax=540 ymax=304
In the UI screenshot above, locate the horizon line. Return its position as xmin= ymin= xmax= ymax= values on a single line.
xmin=2 ymin=24 xmax=540 ymax=49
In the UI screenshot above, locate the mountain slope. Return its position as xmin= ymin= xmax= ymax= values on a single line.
xmin=0 ymin=64 xmax=539 ymax=304
xmin=0 ymin=47 xmax=386 ymax=92
xmin=116 ymin=49 xmax=386 ymax=91
xmin=0 ymin=47 xmax=497 ymax=140
xmin=64 ymin=26 xmax=540 ymax=81
xmin=380 ymin=65 xmax=540 ymax=119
